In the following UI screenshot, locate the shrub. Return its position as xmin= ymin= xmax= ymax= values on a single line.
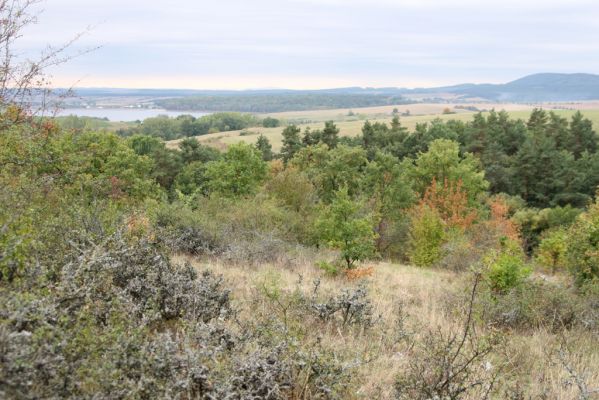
xmin=408 ymin=205 xmax=446 ymax=267
xmin=317 ymin=260 xmax=340 ymax=276
xmin=513 ymin=205 xmax=581 ymax=254
xmin=437 ymin=232 xmax=480 ymax=271
xmin=395 ymin=276 xmax=503 ymax=399
xmin=155 ymin=203 xmax=223 ymax=255
xmin=483 ymin=240 xmax=531 ymax=293
xmin=0 ymin=232 xmax=237 ymax=398
xmin=60 ymin=234 xmax=232 ymax=323
xmin=535 ymin=227 xmax=569 ymax=274
xmin=565 ymin=199 xmax=599 ymax=285
xmin=309 ymin=280 xmax=376 ymax=329
xmin=220 ymin=231 xmax=297 ymax=266
xmin=476 ymin=279 xmax=598 ymax=332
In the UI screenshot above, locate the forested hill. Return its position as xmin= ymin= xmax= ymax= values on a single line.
xmin=425 ymin=73 xmax=599 ymax=101
xmin=153 ymin=91 xmax=411 ymax=113
xmin=67 ymin=73 xmax=599 ymax=112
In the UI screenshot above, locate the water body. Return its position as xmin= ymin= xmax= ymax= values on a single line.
xmin=58 ymin=108 xmax=211 ymax=122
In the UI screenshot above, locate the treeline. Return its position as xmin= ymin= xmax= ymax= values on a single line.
xmin=355 ymin=109 xmax=599 ymax=209
xmin=155 ymin=93 xmax=410 ymax=113
xmin=55 ymin=115 xmax=113 ymax=131
xmin=115 ymin=112 xmax=261 ymax=140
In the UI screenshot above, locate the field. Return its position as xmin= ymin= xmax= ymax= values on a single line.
xmin=174 ymin=254 xmax=599 ymax=399
xmin=166 ymin=102 xmax=599 ymax=151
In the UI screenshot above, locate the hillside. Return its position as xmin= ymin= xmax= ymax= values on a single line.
xmin=427 ymin=73 xmax=599 ymax=102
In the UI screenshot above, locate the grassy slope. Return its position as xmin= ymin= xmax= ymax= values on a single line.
xmin=175 ymin=255 xmax=599 ymax=399
xmin=166 ymin=103 xmax=599 ymax=152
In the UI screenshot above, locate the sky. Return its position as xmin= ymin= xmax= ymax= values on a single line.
xmin=19 ymin=0 xmax=599 ymax=90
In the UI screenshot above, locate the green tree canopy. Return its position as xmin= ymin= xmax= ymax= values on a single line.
xmin=204 ymin=143 xmax=267 ymax=197
xmin=280 ymin=125 xmax=303 ymax=163
xmin=255 ymin=134 xmax=274 ymax=161
xmin=403 ymin=139 xmax=489 ymax=204
xmin=314 ymin=187 xmax=377 ymax=269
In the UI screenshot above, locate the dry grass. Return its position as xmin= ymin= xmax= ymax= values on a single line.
xmin=172 ymin=254 xmax=599 ymax=399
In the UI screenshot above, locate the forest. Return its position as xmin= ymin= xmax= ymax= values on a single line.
xmin=155 ymin=92 xmax=411 ymax=113
xmin=1 ymin=1 xmax=599 ymax=399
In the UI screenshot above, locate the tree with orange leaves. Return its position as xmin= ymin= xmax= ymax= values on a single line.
xmin=420 ymin=177 xmax=478 ymax=231
xmin=486 ymin=197 xmax=520 ymax=242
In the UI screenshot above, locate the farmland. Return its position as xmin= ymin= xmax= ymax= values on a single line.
xmin=167 ymin=102 xmax=599 ymax=151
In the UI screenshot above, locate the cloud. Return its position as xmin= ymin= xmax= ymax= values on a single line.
xmin=20 ymin=0 xmax=599 ymax=88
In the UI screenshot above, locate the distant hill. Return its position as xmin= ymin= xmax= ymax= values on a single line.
xmin=66 ymin=73 xmax=599 ymax=113
xmin=413 ymin=73 xmax=599 ymax=102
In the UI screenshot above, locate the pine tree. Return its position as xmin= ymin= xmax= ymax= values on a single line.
xmin=302 ymin=127 xmax=321 ymax=146
xmin=320 ymin=121 xmax=339 ymax=149
xmin=255 ymin=134 xmax=273 ymax=161
xmin=568 ymin=111 xmax=597 ymax=158
xmin=527 ymin=108 xmax=548 ymax=134
xmin=280 ymin=125 xmax=303 ymax=163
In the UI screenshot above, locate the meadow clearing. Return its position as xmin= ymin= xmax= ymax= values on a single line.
xmin=174 ymin=253 xmax=599 ymax=399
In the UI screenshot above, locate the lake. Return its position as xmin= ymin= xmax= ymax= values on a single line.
xmin=58 ymin=108 xmax=211 ymax=122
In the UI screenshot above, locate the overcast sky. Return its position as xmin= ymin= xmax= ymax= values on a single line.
xmin=20 ymin=0 xmax=599 ymax=89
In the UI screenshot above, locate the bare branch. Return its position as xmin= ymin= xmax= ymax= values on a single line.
xmin=0 ymin=0 xmax=97 ymax=120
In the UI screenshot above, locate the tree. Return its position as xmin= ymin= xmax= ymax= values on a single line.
xmin=407 ymin=204 xmax=446 ymax=267
xmin=565 ymin=198 xmax=599 ymax=285
xmin=302 ymin=127 xmax=321 ymax=146
xmin=398 ymin=120 xmax=459 ymax=159
xmin=178 ymin=138 xmax=221 ymax=164
xmin=0 ymin=0 xmax=91 ymax=114
xmin=404 ymin=139 xmax=489 ymax=204
xmin=363 ymin=151 xmax=415 ymax=254
xmin=128 ymin=135 xmax=164 ymax=156
xmin=526 ymin=108 xmax=549 ymax=134
xmin=320 ymin=121 xmax=339 ymax=149
xmin=174 ymin=161 xmax=209 ymax=196
xmin=361 ymin=119 xmax=407 ymax=160
xmin=314 ymin=187 xmax=377 ymax=269
xmin=139 ymin=116 xmax=181 ymax=140
xmin=265 ymin=166 xmax=316 ymax=213
xmin=420 ymin=178 xmax=478 ymax=231
xmin=536 ymin=228 xmax=568 ymax=274
xmin=512 ymin=133 xmax=576 ymax=207
xmin=148 ymin=147 xmax=183 ymax=191
xmin=55 ymin=131 xmax=162 ymax=201
xmin=255 ymin=134 xmax=274 ymax=161
xmin=567 ymin=111 xmax=597 ymax=158
xmin=204 ymin=143 xmax=267 ymax=197
xmin=280 ymin=125 xmax=302 ymax=162
xmin=128 ymin=135 xmax=182 ymax=191
xmin=291 ymin=144 xmax=369 ymax=203
xmin=262 ymin=117 xmax=280 ymax=128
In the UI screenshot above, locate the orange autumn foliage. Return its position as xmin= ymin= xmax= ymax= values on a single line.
xmin=419 ymin=178 xmax=477 ymax=230
xmin=486 ymin=197 xmax=520 ymax=242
